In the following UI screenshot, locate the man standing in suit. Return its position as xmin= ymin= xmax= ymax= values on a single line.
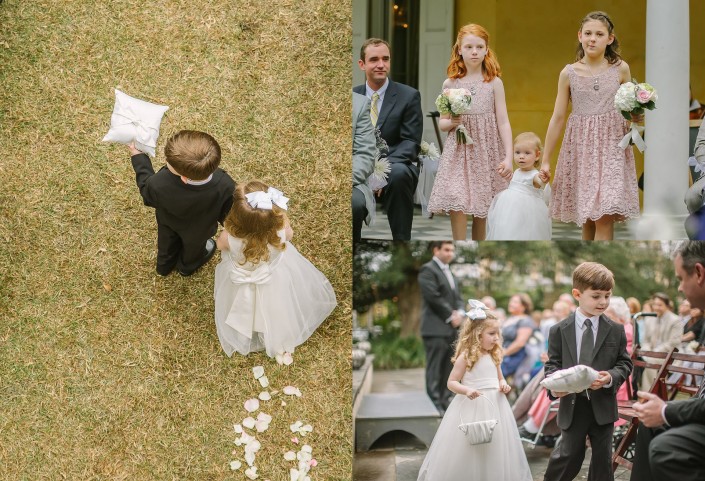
xmin=630 ymin=241 xmax=705 ymax=481
xmin=352 ymin=92 xmax=376 ymax=243
xmin=354 ymin=38 xmax=423 ymax=241
xmin=543 ymin=262 xmax=632 ymax=481
xmin=418 ymin=241 xmax=465 ymax=414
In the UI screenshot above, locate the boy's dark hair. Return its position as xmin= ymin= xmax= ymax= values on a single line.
xmin=164 ymin=130 xmax=221 ymax=180
xmin=573 ymin=261 xmax=614 ymax=292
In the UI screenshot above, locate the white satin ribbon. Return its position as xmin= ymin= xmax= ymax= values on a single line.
xmin=467 ymin=299 xmax=488 ymax=320
xmin=113 ymin=105 xmax=158 ymax=148
xmin=224 ymin=263 xmax=274 ymax=339
xmin=456 ymin=125 xmax=474 ymax=145
xmin=245 ymin=187 xmax=289 ymax=211
xmin=618 ymin=124 xmax=646 ymax=152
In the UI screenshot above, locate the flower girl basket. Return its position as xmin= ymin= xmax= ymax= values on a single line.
xmin=457 ymin=394 xmax=500 ymax=445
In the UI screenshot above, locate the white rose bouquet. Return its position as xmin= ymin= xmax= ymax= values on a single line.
xmin=435 ymin=88 xmax=472 ymax=145
xmin=614 ymin=80 xmax=657 ymax=152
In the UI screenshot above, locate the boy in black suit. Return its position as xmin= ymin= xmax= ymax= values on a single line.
xmin=544 ymin=262 xmax=632 ymax=481
xmin=129 ymin=130 xmax=235 ymax=276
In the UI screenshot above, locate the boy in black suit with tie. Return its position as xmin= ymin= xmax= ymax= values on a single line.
xmin=543 ymin=262 xmax=632 ymax=481
xmin=129 ymin=130 xmax=235 ymax=276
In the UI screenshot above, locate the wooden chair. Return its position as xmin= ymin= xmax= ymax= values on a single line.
xmin=665 ymin=350 xmax=705 ymax=400
xmin=612 ymin=347 xmax=677 ymax=472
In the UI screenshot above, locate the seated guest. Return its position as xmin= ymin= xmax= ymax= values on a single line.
xmin=641 ymin=293 xmax=683 ymax=389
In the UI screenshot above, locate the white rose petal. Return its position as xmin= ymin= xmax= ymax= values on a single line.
xmin=252 ymin=366 xmax=265 ymax=379
xmin=290 ymin=468 xmax=300 ymax=481
xmin=242 ymin=416 xmax=256 ymax=429
xmin=245 ymin=466 xmax=258 ymax=479
xmin=258 ymin=376 xmax=269 ymax=388
xmin=281 ymin=400 xmax=287 ymax=407
xmin=246 ymin=439 xmax=262 ymax=453
xmin=245 ymin=451 xmax=256 ymax=467
xmin=258 ymin=391 xmax=271 ymax=401
xmin=255 ymin=420 xmax=269 ymax=432
xmin=301 ymin=444 xmax=313 ymax=454
xmin=233 ymin=424 xmax=243 ymax=433
xmin=301 ymin=424 xmax=313 ymax=434
xmin=283 ymin=386 xmax=302 ymax=397
xmin=257 ymin=412 xmax=273 ymax=423
xmin=284 ymin=450 xmax=297 ymax=461
xmin=230 ymin=460 xmax=242 ymax=471
xmin=290 ymin=421 xmax=303 ymax=433
xmin=282 ymin=352 xmax=293 ymax=365
xmin=244 ymin=398 xmax=260 ymax=413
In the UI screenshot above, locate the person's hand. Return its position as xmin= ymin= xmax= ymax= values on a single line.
xmin=551 ymin=390 xmax=569 ymax=398
xmin=630 ymin=112 xmax=645 ymax=124
xmin=633 ymin=391 xmax=667 ymax=427
xmin=589 ymin=371 xmax=612 ymax=390
xmin=374 ymin=189 xmax=383 ymax=197
xmin=497 ymin=160 xmax=513 ymax=180
xmin=450 ymin=310 xmax=464 ymax=328
xmin=540 ymin=352 xmax=549 ymax=363
xmin=128 ymin=141 xmax=142 ymax=156
xmin=449 ymin=115 xmax=462 ymax=128
xmin=538 ymin=169 xmax=550 ymax=184
xmin=499 ymin=380 xmax=511 ymax=394
xmin=466 ymin=388 xmax=481 ymax=400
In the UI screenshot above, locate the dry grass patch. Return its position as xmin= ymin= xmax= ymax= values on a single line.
xmin=0 ymin=0 xmax=352 ymax=479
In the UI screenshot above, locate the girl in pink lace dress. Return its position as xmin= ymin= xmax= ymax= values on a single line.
xmin=541 ymin=11 xmax=640 ymax=240
xmin=427 ymin=24 xmax=513 ymax=241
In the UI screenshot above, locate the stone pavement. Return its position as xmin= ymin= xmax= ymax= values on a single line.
xmin=361 ymin=207 xmax=688 ymax=241
xmin=353 ymin=368 xmax=632 ymax=481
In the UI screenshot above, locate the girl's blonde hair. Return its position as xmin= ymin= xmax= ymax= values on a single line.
xmin=447 ymin=24 xmax=501 ymax=82
xmin=224 ymin=180 xmax=287 ymax=265
xmin=452 ymin=313 xmax=503 ymax=371
xmin=575 ymin=11 xmax=622 ymax=65
xmin=514 ymin=132 xmax=543 ymax=168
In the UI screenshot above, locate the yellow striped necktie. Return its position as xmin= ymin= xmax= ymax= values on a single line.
xmin=370 ymin=92 xmax=380 ymax=127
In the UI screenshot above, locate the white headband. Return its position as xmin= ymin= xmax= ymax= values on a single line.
xmin=245 ymin=187 xmax=289 ymax=211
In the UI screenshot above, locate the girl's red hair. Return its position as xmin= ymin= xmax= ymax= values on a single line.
xmin=447 ymin=24 xmax=501 ymax=82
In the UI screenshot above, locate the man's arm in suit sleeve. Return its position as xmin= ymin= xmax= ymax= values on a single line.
xmin=387 ymin=89 xmax=423 ymax=164
xmin=664 ymin=398 xmax=705 ymax=426
xmin=418 ymin=265 xmax=454 ymax=321
xmin=353 ymin=99 xmax=376 ymax=186
xmin=131 ymin=153 xmax=159 ymax=207
xmin=607 ymin=325 xmax=633 ymax=393
xmin=695 ymin=121 xmax=705 ymax=164
xmin=545 ymin=323 xmax=563 ymax=400
xmin=218 ymin=175 xmax=236 ymax=225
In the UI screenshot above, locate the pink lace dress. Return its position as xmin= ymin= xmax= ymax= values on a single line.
xmin=550 ymin=63 xmax=640 ymax=225
xmin=427 ymin=77 xmax=509 ymax=217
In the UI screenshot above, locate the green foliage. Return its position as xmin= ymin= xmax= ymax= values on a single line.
xmin=371 ymin=332 xmax=426 ymax=370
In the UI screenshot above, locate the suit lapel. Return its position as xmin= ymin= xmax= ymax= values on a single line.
xmin=430 ymin=260 xmax=453 ymax=293
xmin=377 ymin=80 xmax=397 ymax=128
xmin=562 ymin=313 xmax=578 ymax=365
xmin=591 ymin=315 xmax=611 ymax=361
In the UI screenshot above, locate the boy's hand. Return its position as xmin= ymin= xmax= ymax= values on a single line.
xmin=551 ymin=390 xmax=569 ymax=398
xmin=589 ymin=371 xmax=612 ymax=390
xmin=128 ymin=141 xmax=143 ymax=156
xmin=499 ymin=380 xmax=511 ymax=394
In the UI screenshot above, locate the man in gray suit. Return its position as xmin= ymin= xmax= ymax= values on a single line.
xmin=543 ymin=262 xmax=632 ymax=481
xmin=352 ymin=92 xmax=376 ymax=243
xmin=630 ymin=241 xmax=705 ymax=481
xmin=418 ymin=241 xmax=465 ymax=414
xmin=353 ymin=38 xmax=423 ymax=241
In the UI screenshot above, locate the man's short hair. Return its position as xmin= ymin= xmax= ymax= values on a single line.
xmin=674 ymin=241 xmax=705 ymax=274
xmin=573 ymin=262 xmax=615 ymax=292
xmin=360 ymin=38 xmax=391 ymax=61
xmin=429 ymin=241 xmax=453 ymax=253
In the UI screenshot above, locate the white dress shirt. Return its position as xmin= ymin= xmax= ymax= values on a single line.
xmin=575 ymin=308 xmax=613 ymax=388
xmin=432 ymin=256 xmax=455 ymax=290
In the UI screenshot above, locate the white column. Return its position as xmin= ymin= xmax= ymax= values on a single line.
xmin=640 ymin=0 xmax=689 ymax=239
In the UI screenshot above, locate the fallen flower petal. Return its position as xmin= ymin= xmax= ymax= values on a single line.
xmin=283 ymin=386 xmax=302 ymax=397
xmin=242 ymin=417 xmax=256 ymax=429
xmin=309 ymin=459 xmax=318 ymax=467
xmin=284 ymin=451 xmax=297 ymax=461
xmin=255 ymin=420 xmax=269 ymax=432
xmin=245 ymin=451 xmax=256 ymax=467
xmin=246 ymin=439 xmax=261 ymax=453
xmin=257 ymin=413 xmax=273 ymax=423
xmin=291 ymin=436 xmax=299 ymax=444
xmin=230 ymin=460 xmax=242 ymax=471
xmin=258 ymin=391 xmax=271 ymax=401
xmin=245 ymin=466 xmax=258 ymax=479
xmin=244 ymin=398 xmax=260 ymax=413
xmin=290 ymin=421 xmax=303 ymax=432
xmin=301 ymin=444 xmax=312 ymax=454
xmin=252 ymin=366 xmax=265 ymax=379
xmin=233 ymin=424 xmax=243 ymax=434
xmin=258 ymin=376 xmax=269 ymax=388
xmin=281 ymin=400 xmax=287 ymax=407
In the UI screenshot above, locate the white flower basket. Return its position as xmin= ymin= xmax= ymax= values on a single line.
xmin=457 ymin=395 xmax=499 ymax=445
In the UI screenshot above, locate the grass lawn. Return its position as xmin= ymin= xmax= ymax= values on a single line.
xmin=0 ymin=0 xmax=351 ymax=479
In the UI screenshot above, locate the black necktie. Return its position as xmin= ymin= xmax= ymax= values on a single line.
xmin=579 ymin=319 xmax=594 ymax=365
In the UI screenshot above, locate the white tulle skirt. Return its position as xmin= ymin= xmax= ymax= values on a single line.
xmin=213 ymin=240 xmax=336 ymax=357
xmin=417 ymin=388 xmax=533 ymax=481
xmin=486 ymin=181 xmax=552 ymax=240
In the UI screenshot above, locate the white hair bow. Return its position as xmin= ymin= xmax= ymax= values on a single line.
xmin=467 ymin=299 xmax=488 ymax=320
xmin=245 ymin=187 xmax=289 ymax=211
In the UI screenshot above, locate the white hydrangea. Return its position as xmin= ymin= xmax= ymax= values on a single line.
xmin=614 ymin=82 xmax=637 ymax=111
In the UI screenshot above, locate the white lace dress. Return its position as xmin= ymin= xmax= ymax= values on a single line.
xmin=417 ymin=354 xmax=533 ymax=481
xmin=213 ymin=231 xmax=337 ymax=357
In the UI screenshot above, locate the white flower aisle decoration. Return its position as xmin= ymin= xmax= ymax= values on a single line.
xmin=435 ymin=88 xmax=473 ymax=144
xmin=229 ymin=360 xmax=319 ymax=480
xmin=614 ymin=79 xmax=657 ymax=152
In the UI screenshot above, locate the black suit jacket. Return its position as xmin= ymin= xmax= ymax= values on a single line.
xmin=131 ymin=153 xmax=235 ymax=241
xmin=353 ymin=79 xmax=423 ymax=165
xmin=418 ymin=260 xmax=464 ymax=338
xmin=545 ymin=313 xmax=633 ymax=429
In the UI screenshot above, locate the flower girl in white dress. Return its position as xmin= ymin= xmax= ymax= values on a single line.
xmin=213 ymin=180 xmax=337 ymax=358
xmin=417 ymin=301 xmax=532 ymax=481
xmin=487 ymin=132 xmax=551 ymax=240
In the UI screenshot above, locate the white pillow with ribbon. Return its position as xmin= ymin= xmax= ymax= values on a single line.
xmin=540 ymin=365 xmax=599 ymax=393
xmin=102 ymin=89 xmax=169 ymax=157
